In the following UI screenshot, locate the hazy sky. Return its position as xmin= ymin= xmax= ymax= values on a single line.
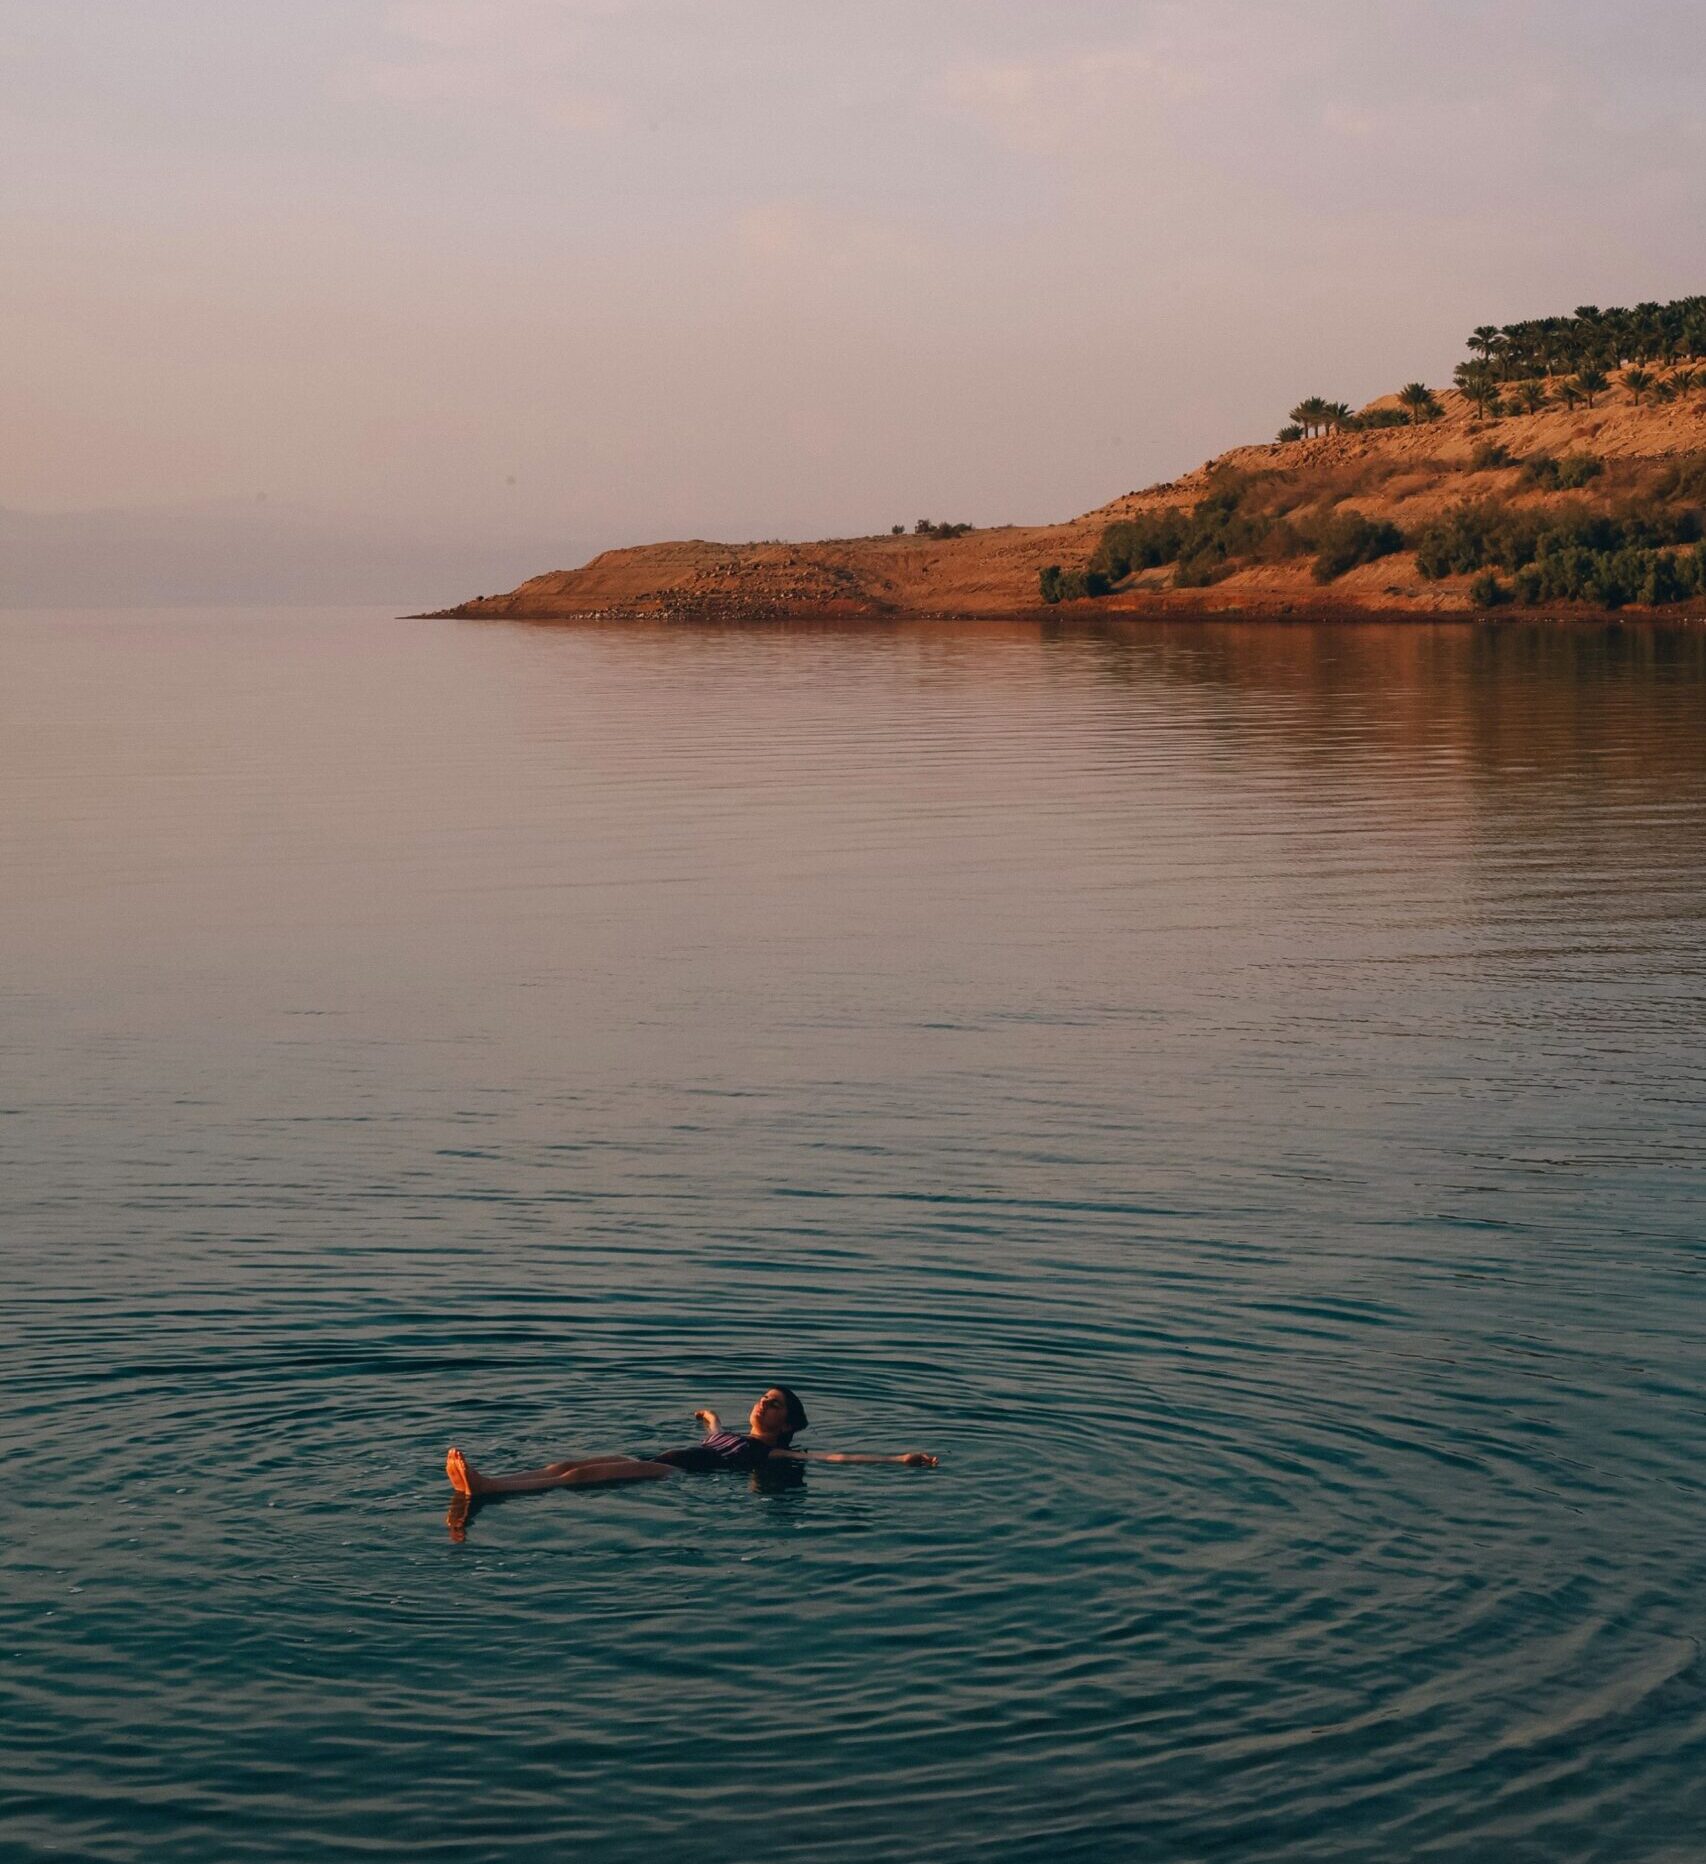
xmin=6 ymin=0 xmax=1706 ymax=581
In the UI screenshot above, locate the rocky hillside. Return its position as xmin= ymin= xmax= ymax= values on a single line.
xmin=427 ymin=372 xmax=1706 ymax=623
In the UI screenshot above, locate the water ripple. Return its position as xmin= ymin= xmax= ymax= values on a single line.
xmin=2 ymin=612 xmax=1704 ymax=1861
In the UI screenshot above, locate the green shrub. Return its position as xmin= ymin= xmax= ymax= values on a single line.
xmin=1412 ymin=497 xmax=1697 ymax=581
xmin=1091 ymin=510 xmax=1187 ymax=579
xmin=1038 ymin=565 xmax=1110 ymax=604
xmin=1469 ymin=440 xmax=1514 ymax=470
xmin=1468 ymin=570 xmax=1508 ymax=607
xmin=1094 ymin=475 xmax=1407 ymax=588
xmin=1277 ymin=424 xmax=1304 ymax=443
xmin=1414 ymin=504 xmax=1521 ymax=577
xmin=1358 ymin=406 xmax=1409 ymax=430
xmin=1638 ymin=553 xmax=1692 ymax=605
xmin=1091 ymin=471 xmax=1274 ymax=586
xmin=1650 ymin=456 xmax=1706 ymax=502
xmin=1508 ymin=539 xmax=1702 ymax=608
xmin=1522 ymin=452 xmax=1603 ymax=490
xmin=1310 ymin=513 xmax=1405 ymax=582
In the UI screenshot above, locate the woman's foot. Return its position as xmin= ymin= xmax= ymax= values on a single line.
xmin=446 ymin=1445 xmax=483 ymax=1496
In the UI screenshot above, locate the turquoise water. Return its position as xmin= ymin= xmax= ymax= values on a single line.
xmin=3 ymin=610 xmax=1703 ymax=1862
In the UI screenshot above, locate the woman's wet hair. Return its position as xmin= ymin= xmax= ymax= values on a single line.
xmin=771 ymin=1385 xmax=808 ymax=1445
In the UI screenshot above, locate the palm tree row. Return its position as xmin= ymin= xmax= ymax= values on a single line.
xmin=1278 ymin=383 xmax=1439 ymax=441
xmin=1286 ymin=396 xmax=1355 ymax=437
xmin=1281 ymin=348 xmax=1706 ymax=443
xmin=1456 ymin=356 xmax=1706 ymax=415
xmin=1462 ymin=296 xmax=1706 ymax=381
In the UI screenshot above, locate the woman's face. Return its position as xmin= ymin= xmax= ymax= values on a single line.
xmin=748 ymin=1389 xmax=791 ymax=1438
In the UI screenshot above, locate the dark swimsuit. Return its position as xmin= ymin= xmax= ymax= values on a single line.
xmin=641 ymin=1428 xmax=775 ymax=1473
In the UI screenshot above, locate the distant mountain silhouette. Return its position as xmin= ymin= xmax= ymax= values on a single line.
xmin=0 ymin=498 xmax=593 ymax=609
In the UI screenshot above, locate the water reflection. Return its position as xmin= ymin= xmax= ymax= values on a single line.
xmin=2 ymin=609 xmax=1703 ymax=1864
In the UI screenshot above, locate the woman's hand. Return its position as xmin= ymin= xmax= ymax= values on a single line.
xmin=693 ymin=1408 xmax=721 ymax=1435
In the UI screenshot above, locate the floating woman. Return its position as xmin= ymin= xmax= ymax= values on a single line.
xmin=445 ymin=1385 xmax=939 ymax=1508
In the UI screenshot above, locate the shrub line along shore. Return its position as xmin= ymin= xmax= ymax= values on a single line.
xmin=424 ymin=296 xmax=1706 ymax=626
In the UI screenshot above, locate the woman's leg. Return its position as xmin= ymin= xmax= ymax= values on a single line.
xmin=446 ymin=1446 xmax=673 ymax=1496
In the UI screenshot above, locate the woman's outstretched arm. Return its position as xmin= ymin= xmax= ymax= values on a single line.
xmin=772 ymin=1448 xmax=938 ymax=1467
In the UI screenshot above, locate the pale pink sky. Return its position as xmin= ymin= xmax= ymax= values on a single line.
xmin=4 ymin=0 xmax=1705 ymax=598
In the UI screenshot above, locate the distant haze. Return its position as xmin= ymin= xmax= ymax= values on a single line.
xmin=0 ymin=501 xmax=586 ymax=610
xmin=5 ymin=0 xmax=1706 ymax=602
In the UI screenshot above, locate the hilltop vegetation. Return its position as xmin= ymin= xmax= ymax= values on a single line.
xmin=1043 ymin=442 xmax=1706 ymax=611
xmin=1039 ymin=295 xmax=1706 ymax=614
xmin=434 ymin=293 xmax=1706 ymax=625
xmin=1277 ymin=297 xmax=1706 ymax=440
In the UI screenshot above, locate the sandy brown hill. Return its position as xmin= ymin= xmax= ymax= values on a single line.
xmin=428 ymin=378 xmax=1706 ymax=623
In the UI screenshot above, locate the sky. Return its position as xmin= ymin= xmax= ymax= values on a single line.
xmin=4 ymin=0 xmax=1706 ymax=600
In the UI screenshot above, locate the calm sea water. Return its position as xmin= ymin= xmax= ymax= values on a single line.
xmin=3 ymin=609 xmax=1704 ymax=1862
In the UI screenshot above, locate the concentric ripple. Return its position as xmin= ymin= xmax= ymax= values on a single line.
xmin=2 ymin=609 xmax=1704 ymax=1862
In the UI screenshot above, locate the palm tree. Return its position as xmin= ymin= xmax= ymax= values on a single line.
xmin=1574 ymin=368 xmax=1610 ymax=408
xmin=1529 ymin=317 xmax=1568 ymax=377
xmin=1468 ymin=324 xmax=1506 ymax=376
xmin=1633 ymin=301 xmax=1664 ymax=362
xmin=1608 ymin=309 xmax=1636 ymax=364
xmin=1623 ymin=367 xmax=1654 ymax=404
xmin=1454 ymin=361 xmax=1500 ymax=417
xmin=1324 ymin=400 xmax=1354 ymax=431
xmin=1511 ymin=379 xmax=1549 ymax=415
xmin=1398 ymin=381 xmax=1440 ymax=425
xmin=1288 ymin=396 xmax=1337 ymax=438
xmin=1673 ymin=367 xmax=1701 ymax=396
